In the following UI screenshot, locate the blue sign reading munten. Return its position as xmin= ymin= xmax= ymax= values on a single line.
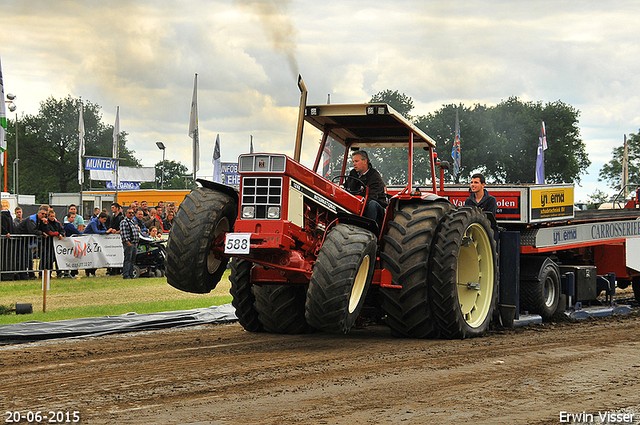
xmin=85 ymin=157 xmax=117 ymax=171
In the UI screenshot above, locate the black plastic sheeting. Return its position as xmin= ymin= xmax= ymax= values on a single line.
xmin=0 ymin=304 xmax=237 ymax=345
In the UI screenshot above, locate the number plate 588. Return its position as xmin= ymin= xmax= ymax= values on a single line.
xmin=224 ymin=233 xmax=251 ymax=254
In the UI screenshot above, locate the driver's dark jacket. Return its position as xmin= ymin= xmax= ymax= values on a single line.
xmin=346 ymin=166 xmax=388 ymax=208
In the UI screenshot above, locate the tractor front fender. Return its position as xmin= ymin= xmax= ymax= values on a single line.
xmin=197 ymin=178 xmax=239 ymax=205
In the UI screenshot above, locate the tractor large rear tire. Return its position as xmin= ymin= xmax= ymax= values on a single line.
xmin=166 ymin=187 xmax=237 ymax=294
xmin=379 ymin=202 xmax=451 ymax=338
xmin=520 ymin=257 xmax=561 ymax=320
xmin=254 ymin=284 xmax=311 ymax=334
xmin=305 ymin=224 xmax=377 ymax=334
xmin=229 ymin=258 xmax=263 ymax=332
xmin=429 ymin=207 xmax=498 ymax=339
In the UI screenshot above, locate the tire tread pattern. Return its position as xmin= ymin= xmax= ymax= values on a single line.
xmin=166 ymin=187 xmax=236 ymax=293
xmin=379 ymin=202 xmax=451 ymax=338
xmin=229 ymin=258 xmax=263 ymax=332
xmin=305 ymin=224 xmax=377 ymax=334
xmin=429 ymin=207 xmax=497 ymax=339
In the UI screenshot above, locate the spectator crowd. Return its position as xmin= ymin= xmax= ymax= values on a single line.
xmin=1 ymin=200 xmax=177 ymax=281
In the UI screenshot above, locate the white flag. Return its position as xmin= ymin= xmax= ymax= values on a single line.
xmin=78 ymin=103 xmax=85 ymax=185
xmin=112 ymin=106 xmax=120 ymax=186
xmin=212 ymin=134 xmax=222 ymax=183
xmin=113 ymin=106 xmax=120 ymax=159
xmin=0 ymin=57 xmax=7 ymax=166
xmin=189 ymin=74 xmax=199 ymax=173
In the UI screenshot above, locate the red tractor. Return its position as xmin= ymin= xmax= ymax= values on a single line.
xmin=166 ymin=77 xmax=498 ymax=338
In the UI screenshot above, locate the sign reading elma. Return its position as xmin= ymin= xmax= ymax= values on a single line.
xmin=530 ymin=186 xmax=574 ymax=220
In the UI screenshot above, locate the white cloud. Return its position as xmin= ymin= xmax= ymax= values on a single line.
xmin=2 ymin=0 xmax=640 ymax=193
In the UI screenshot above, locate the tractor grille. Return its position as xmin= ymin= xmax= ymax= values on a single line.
xmin=238 ymin=154 xmax=286 ymax=172
xmin=241 ymin=177 xmax=283 ymax=219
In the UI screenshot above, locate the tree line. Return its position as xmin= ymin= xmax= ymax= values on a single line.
xmin=3 ymin=93 xmax=635 ymax=204
xmin=3 ymin=96 xmax=191 ymax=203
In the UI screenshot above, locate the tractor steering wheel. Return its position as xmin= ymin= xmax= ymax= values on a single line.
xmin=332 ymin=175 xmax=366 ymax=197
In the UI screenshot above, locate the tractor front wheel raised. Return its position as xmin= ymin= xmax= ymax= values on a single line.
xmin=305 ymin=224 xmax=377 ymax=334
xmin=429 ymin=207 xmax=498 ymax=339
xmin=166 ymin=187 xmax=237 ymax=293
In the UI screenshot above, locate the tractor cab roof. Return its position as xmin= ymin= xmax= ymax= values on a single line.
xmin=303 ymin=103 xmax=436 ymax=149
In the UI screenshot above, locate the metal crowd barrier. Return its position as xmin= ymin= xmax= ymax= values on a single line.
xmin=0 ymin=234 xmax=60 ymax=280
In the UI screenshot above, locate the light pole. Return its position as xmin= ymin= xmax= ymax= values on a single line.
xmin=156 ymin=141 xmax=166 ymax=190
xmin=5 ymin=94 xmax=17 ymax=196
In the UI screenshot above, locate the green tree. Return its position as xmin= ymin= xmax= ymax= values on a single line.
xmin=5 ymin=95 xmax=139 ymax=201
xmin=598 ymin=131 xmax=640 ymax=192
xmin=369 ymin=90 xmax=414 ymax=119
xmin=143 ymin=159 xmax=191 ymax=189
xmin=415 ymin=97 xmax=590 ymax=184
xmin=587 ymin=189 xmax=609 ymax=209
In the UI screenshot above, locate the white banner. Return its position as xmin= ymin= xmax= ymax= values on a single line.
xmin=54 ymin=234 xmax=124 ymax=270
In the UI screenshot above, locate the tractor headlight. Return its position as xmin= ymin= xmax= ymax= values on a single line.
xmin=242 ymin=206 xmax=255 ymax=219
xmin=267 ymin=206 xmax=280 ymax=219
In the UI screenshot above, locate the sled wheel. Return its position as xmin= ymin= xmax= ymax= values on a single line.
xmin=254 ymin=284 xmax=311 ymax=334
xmin=379 ymin=202 xmax=451 ymax=338
xmin=229 ymin=258 xmax=263 ymax=332
xmin=520 ymin=257 xmax=561 ymax=320
xmin=430 ymin=207 xmax=498 ymax=339
xmin=631 ymin=277 xmax=640 ymax=304
xmin=166 ymin=187 xmax=237 ymax=293
xmin=305 ymin=224 xmax=377 ymax=334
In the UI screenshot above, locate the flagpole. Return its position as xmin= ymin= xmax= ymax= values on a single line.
xmin=113 ymin=106 xmax=120 ymax=204
xmin=78 ymin=99 xmax=85 ymax=217
xmin=189 ymin=73 xmax=199 ymax=188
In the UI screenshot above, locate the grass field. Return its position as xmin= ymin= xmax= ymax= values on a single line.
xmin=0 ymin=270 xmax=232 ymax=325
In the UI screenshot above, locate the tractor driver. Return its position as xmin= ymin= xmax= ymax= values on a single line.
xmin=345 ymin=149 xmax=388 ymax=223
xmin=464 ymin=173 xmax=497 ymax=216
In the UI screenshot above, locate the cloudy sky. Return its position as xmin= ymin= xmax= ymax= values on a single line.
xmin=2 ymin=0 xmax=640 ymax=202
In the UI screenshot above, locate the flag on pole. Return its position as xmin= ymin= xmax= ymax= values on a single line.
xmin=250 ymin=135 xmax=254 ymax=154
xmin=189 ymin=74 xmax=199 ymax=174
xmin=0 ymin=57 xmax=7 ymax=166
xmin=451 ymin=109 xmax=461 ymax=177
xmin=535 ymin=121 xmax=547 ymax=184
xmin=78 ymin=102 xmax=85 ymax=185
xmin=623 ymin=134 xmax=629 ymax=197
xmin=113 ymin=106 xmax=120 ymax=158
xmin=112 ymin=106 xmax=120 ymax=186
xmin=212 ymin=134 xmax=221 ymax=183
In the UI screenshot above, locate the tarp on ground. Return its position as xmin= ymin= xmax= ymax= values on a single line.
xmin=0 ymin=304 xmax=237 ymax=345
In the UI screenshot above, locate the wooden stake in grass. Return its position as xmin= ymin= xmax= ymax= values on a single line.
xmin=42 ymin=270 xmax=51 ymax=313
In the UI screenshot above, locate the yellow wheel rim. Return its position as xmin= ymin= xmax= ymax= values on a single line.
xmin=349 ymin=255 xmax=370 ymax=313
xmin=457 ymin=223 xmax=494 ymax=328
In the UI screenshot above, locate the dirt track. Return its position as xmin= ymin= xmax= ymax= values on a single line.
xmin=2 ymin=305 xmax=640 ymax=425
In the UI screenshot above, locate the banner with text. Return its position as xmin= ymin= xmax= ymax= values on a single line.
xmin=54 ymin=234 xmax=124 ymax=269
xmin=85 ymin=157 xmax=117 ymax=171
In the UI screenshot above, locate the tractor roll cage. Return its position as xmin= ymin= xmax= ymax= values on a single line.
xmin=303 ymin=103 xmax=439 ymax=195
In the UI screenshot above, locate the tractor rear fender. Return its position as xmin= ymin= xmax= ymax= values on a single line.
xmin=197 ymin=178 xmax=239 ymax=205
xmin=336 ymin=212 xmax=379 ymax=236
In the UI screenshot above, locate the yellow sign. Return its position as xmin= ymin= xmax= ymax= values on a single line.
xmin=531 ymin=186 xmax=574 ymax=221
